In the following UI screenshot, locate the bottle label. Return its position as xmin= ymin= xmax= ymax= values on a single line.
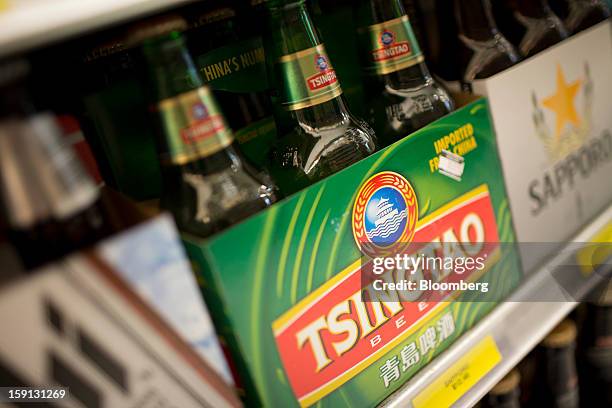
xmin=193 ymin=36 xmax=277 ymax=168
xmin=278 ymin=44 xmax=343 ymax=111
xmin=195 ymin=37 xmax=269 ymax=93
xmin=359 ymin=15 xmax=424 ymax=75
xmin=157 ymin=87 xmax=233 ymax=165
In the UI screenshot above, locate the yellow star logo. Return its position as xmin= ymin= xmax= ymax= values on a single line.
xmin=542 ymin=64 xmax=582 ymax=139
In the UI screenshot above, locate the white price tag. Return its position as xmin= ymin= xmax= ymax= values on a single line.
xmin=438 ymin=150 xmax=465 ymax=181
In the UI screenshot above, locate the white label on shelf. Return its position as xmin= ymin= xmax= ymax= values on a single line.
xmin=438 ymin=149 xmax=465 ymax=181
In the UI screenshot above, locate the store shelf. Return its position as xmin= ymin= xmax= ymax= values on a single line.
xmin=380 ymin=203 xmax=612 ymax=408
xmin=0 ymin=0 xmax=195 ymax=58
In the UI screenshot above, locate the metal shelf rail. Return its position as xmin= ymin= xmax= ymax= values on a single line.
xmin=381 ymin=203 xmax=612 ymax=408
xmin=0 ymin=0 xmax=195 ymax=58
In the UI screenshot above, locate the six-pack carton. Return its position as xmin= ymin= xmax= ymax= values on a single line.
xmin=473 ymin=21 xmax=612 ymax=273
xmin=184 ymin=98 xmax=523 ymax=407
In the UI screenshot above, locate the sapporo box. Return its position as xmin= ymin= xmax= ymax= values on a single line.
xmin=472 ymin=21 xmax=612 ymax=273
xmin=183 ymin=98 xmax=523 ymax=407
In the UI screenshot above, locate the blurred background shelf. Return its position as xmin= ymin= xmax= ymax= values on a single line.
xmin=380 ymin=202 xmax=612 ymax=408
xmin=0 ymin=0 xmax=195 ymax=58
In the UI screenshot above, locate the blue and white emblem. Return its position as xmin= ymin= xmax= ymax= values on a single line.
xmin=364 ymin=187 xmax=408 ymax=246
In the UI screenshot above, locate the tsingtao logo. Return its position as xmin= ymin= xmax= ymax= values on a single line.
xmin=380 ymin=30 xmax=395 ymax=46
xmin=352 ymin=171 xmax=418 ymax=256
xmin=315 ymin=55 xmax=328 ymax=72
xmin=306 ymin=53 xmax=338 ymax=91
xmin=192 ymin=102 xmax=209 ymax=120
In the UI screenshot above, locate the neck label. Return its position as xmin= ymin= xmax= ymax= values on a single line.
xmin=157 ymin=87 xmax=233 ymax=165
xmin=278 ymin=44 xmax=343 ymax=111
xmin=359 ymin=15 xmax=424 ymax=75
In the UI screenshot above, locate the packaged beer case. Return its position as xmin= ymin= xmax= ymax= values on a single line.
xmin=183 ymin=97 xmax=523 ymax=406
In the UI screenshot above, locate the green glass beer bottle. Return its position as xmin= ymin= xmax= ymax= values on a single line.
xmin=400 ymin=0 xmax=430 ymax=58
xmin=79 ymin=36 xmax=163 ymax=200
xmin=184 ymin=1 xmax=277 ymax=170
xmin=511 ymin=0 xmax=569 ymax=57
xmin=0 ymin=60 xmax=113 ymax=269
xmin=454 ymin=0 xmax=522 ymax=83
xmin=483 ymin=369 xmax=521 ymax=408
xmin=354 ymin=0 xmax=454 ymax=146
xmin=565 ymin=0 xmax=610 ymax=33
xmin=580 ymin=283 xmax=612 ymax=407
xmin=129 ymin=16 xmax=277 ymax=238
xmin=535 ymin=319 xmax=580 ymax=408
xmin=264 ymin=0 xmax=377 ymax=196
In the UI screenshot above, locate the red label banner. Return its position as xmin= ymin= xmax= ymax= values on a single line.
xmin=272 ymin=185 xmax=500 ymax=406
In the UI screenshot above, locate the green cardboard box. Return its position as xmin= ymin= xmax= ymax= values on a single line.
xmin=183 ymin=98 xmax=523 ymax=407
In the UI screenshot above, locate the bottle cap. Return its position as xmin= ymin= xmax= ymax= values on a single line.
xmin=542 ymin=319 xmax=577 ymax=348
xmin=489 ymin=369 xmax=520 ymax=395
xmin=126 ymin=15 xmax=187 ymax=46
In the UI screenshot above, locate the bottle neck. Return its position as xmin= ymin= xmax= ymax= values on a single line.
xmin=266 ymin=1 xmax=320 ymax=56
xmin=142 ymin=33 xmax=203 ymax=101
xmin=364 ymin=0 xmax=406 ymax=22
xmin=544 ymin=345 xmax=578 ymax=395
xmin=142 ymin=33 xmax=236 ymax=170
xmin=356 ymin=0 xmax=432 ymax=86
xmin=265 ymin=0 xmax=348 ymax=127
xmin=455 ymin=0 xmax=499 ymax=42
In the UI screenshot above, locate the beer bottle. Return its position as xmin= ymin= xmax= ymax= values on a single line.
xmin=184 ymin=2 xmax=277 ymax=170
xmin=482 ymin=369 xmax=521 ymax=408
xmin=429 ymin=0 xmax=465 ymax=82
xmin=308 ymin=0 xmax=368 ymax=118
xmin=510 ymin=0 xmax=569 ymax=57
xmin=263 ymin=0 xmax=377 ymax=196
xmin=454 ymin=0 xmax=521 ymax=83
xmin=533 ymin=319 xmax=579 ymax=408
xmin=401 ymin=0 xmax=430 ymax=59
xmin=129 ymin=16 xmax=276 ymax=238
xmin=565 ymin=0 xmax=611 ymax=33
xmin=354 ymin=0 xmax=454 ymax=146
xmin=79 ymin=36 xmax=163 ymax=201
xmin=579 ymin=282 xmax=612 ymax=407
xmin=0 ymin=60 xmax=112 ymax=269
xmin=549 ymin=0 xmax=571 ymax=20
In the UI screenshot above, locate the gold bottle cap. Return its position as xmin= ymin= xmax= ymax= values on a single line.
xmin=489 ymin=369 xmax=520 ymax=396
xmin=127 ymin=15 xmax=187 ymax=45
xmin=542 ymin=319 xmax=577 ymax=348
